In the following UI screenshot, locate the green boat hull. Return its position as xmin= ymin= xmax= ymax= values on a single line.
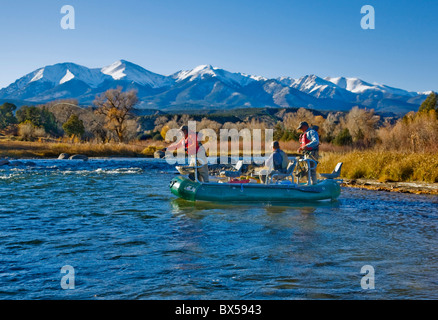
xmin=169 ymin=176 xmax=341 ymax=202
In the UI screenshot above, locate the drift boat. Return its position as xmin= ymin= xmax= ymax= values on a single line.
xmin=169 ymin=159 xmax=342 ymax=203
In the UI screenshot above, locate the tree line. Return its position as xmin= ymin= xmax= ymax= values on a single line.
xmin=0 ymin=87 xmax=139 ymax=142
xmin=0 ymin=89 xmax=437 ymax=153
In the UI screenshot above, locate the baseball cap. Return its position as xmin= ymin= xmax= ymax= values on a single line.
xmin=297 ymin=121 xmax=309 ymax=130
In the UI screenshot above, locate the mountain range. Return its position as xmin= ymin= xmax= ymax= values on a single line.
xmin=0 ymin=60 xmax=429 ymax=114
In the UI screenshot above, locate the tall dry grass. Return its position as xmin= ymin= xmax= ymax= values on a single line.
xmin=0 ymin=138 xmax=165 ymax=158
xmin=318 ymin=150 xmax=438 ymax=183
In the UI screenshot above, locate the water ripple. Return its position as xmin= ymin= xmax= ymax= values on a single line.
xmin=0 ymin=158 xmax=437 ymax=299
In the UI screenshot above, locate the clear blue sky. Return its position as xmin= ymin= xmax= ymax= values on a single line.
xmin=0 ymin=0 xmax=436 ymax=92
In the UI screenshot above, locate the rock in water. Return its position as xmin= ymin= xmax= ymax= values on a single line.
xmin=9 ymin=161 xmax=24 ymax=167
xmin=58 ymin=153 xmax=70 ymax=160
xmin=0 ymin=160 xmax=10 ymax=166
xmin=69 ymin=154 xmax=88 ymax=161
xmin=154 ymin=150 xmax=165 ymax=159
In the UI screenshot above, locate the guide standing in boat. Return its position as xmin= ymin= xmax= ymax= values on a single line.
xmin=297 ymin=121 xmax=320 ymax=185
xmin=166 ymin=125 xmax=210 ymax=182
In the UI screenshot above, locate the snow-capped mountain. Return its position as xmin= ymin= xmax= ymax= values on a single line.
xmin=325 ymin=76 xmax=418 ymax=97
xmin=101 ymin=60 xmax=173 ymax=88
xmin=0 ymin=60 xmax=173 ymax=102
xmin=172 ymin=64 xmax=266 ymax=87
xmin=0 ymin=60 xmax=429 ymax=114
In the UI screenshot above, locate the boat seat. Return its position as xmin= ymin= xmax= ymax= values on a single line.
xmin=220 ymin=160 xmax=244 ymax=178
xmin=270 ymin=160 xmax=297 ymax=184
xmin=320 ymin=162 xmax=343 ymax=179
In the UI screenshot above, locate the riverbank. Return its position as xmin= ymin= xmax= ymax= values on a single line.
xmin=341 ymin=179 xmax=438 ymax=195
xmin=0 ymin=138 xmax=161 ymax=158
xmin=2 ymin=139 xmax=438 ymax=195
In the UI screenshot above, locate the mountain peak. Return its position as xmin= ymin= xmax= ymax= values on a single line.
xmin=173 ymin=64 xmax=266 ymax=87
xmin=173 ymin=64 xmax=217 ymax=82
xmin=100 ymin=60 xmax=172 ymax=88
xmin=0 ymin=60 xmax=426 ymax=114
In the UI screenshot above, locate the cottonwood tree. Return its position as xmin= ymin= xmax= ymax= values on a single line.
xmin=322 ymin=112 xmax=340 ymax=142
xmin=94 ymin=87 xmax=139 ymax=143
xmin=344 ymin=106 xmax=380 ymax=146
xmin=283 ymin=108 xmax=315 ymax=134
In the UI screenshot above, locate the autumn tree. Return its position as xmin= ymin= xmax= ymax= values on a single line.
xmin=94 ymin=87 xmax=139 ymax=143
xmin=321 ymin=112 xmax=340 ymax=142
xmin=344 ymin=106 xmax=380 ymax=146
xmin=282 ymin=108 xmax=315 ymax=141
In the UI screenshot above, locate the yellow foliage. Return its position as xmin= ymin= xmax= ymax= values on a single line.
xmin=319 ymin=150 xmax=438 ymax=183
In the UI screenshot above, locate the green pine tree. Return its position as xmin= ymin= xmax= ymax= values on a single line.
xmin=0 ymin=102 xmax=17 ymax=130
xmin=62 ymin=114 xmax=85 ymax=138
xmin=418 ymin=92 xmax=437 ymax=114
xmin=16 ymin=105 xmax=60 ymax=136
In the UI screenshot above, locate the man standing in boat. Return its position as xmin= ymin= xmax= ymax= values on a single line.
xmin=166 ymin=125 xmax=210 ymax=182
xmin=297 ymin=121 xmax=319 ymax=185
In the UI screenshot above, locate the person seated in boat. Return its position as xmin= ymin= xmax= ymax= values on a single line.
xmin=262 ymin=141 xmax=289 ymax=183
xmin=297 ymin=121 xmax=319 ymax=184
xmin=165 ymin=125 xmax=210 ymax=182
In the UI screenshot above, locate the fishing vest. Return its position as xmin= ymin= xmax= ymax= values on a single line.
xmin=299 ymin=130 xmax=318 ymax=151
xmin=185 ymin=134 xmax=200 ymax=154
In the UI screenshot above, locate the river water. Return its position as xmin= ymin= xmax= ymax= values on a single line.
xmin=0 ymin=158 xmax=437 ymax=299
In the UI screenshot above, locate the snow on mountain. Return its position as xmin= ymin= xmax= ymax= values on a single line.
xmin=325 ymin=76 xmax=370 ymax=93
xmin=6 ymin=60 xmax=173 ymax=93
xmin=288 ymin=74 xmax=357 ymax=101
xmin=173 ymin=64 xmax=266 ymax=87
xmin=59 ymin=70 xmax=75 ymax=85
xmin=290 ymin=75 xmax=332 ymax=94
xmin=325 ymin=76 xmax=418 ymax=97
xmin=25 ymin=63 xmax=105 ymax=88
xmin=30 ymin=69 xmax=45 ymax=83
xmin=0 ymin=60 xmax=429 ymax=114
xmin=276 ymin=77 xmax=295 ymax=87
xmin=101 ymin=60 xmax=173 ymax=88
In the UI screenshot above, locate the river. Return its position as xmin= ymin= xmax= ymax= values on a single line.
xmin=0 ymin=158 xmax=437 ymax=299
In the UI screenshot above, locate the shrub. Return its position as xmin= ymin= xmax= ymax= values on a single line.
xmin=18 ymin=120 xmax=46 ymax=141
xmin=62 ymin=114 xmax=85 ymax=138
xmin=333 ymin=128 xmax=353 ymax=146
xmin=152 ymin=133 xmax=163 ymax=141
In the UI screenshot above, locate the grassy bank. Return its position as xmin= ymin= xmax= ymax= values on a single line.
xmin=2 ymin=139 xmax=437 ymax=184
xmin=0 ymin=139 xmax=165 ymax=158
xmin=318 ymin=150 xmax=438 ymax=183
